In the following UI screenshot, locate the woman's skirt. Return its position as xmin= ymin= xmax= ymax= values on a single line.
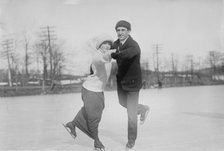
xmin=73 ymin=87 xmax=105 ymax=140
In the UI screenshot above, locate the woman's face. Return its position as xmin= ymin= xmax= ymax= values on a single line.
xmin=100 ymin=43 xmax=111 ymax=52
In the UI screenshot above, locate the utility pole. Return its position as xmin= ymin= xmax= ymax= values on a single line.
xmin=2 ymin=39 xmax=14 ymax=87
xmin=153 ymin=44 xmax=162 ymax=85
xmin=40 ymin=26 xmax=56 ymax=83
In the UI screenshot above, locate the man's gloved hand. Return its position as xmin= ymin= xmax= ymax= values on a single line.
xmin=111 ymin=52 xmax=119 ymax=59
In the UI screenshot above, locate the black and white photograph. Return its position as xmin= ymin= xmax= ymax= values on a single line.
xmin=0 ymin=0 xmax=224 ymax=150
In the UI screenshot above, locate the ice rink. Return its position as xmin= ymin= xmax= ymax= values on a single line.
xmin=0 ymin=85 xmax=224 ymax=151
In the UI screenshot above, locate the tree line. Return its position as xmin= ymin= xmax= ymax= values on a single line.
xmin=1 ymin=26 xmax=65 ymax=91
xmin=1 ymin=28 xmax=224 ymax=91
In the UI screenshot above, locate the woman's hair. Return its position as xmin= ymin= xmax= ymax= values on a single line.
xmin=98 ymin=40 xmax=113 ymax=49
xmin=89 ymin=64 xmax=94 ymax=75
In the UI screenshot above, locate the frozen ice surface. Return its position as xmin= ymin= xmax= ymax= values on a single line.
xmin=0 ymin=85 xmax=224 ymax=151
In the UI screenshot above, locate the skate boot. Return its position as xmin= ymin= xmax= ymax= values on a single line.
xmin=94 ymin=140 xmax=105 ymax=151
xmin=126 ymin=141 xmax=135 ymax=150
xmin=140 ymin=105 xmax=150 ymax=125
xmin=65 ymin=122 xmax=77 ymax=139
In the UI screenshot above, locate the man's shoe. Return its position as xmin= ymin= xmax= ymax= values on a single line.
xmin=65 ymin=122 xmax=77 ymax=138
xmin=126 ymin=141 xmax=135 ymax=149
xmin=140 ymin=105 xmax=150 ymax=125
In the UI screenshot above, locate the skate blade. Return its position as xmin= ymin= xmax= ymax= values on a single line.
xmin=125 ymin=147 xmax=136 ymax=151
xmin=94 ymin=148 xmax=105 ymax=151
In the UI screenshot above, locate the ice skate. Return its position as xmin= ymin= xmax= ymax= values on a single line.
xmin=125 ymin=141 xmax=135 ymax=150
xmin=140 ymin=105 xmax=150 ymax=125
xmin=62 ymin=122 xmax=77 ymax=140
xmin=94 ymin=140 xmax=105 ymax=151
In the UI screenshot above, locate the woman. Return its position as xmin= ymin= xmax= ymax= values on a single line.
xmin=65 ymin=34 xmax=115 ymax=151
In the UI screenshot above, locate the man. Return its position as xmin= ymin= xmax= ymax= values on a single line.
xmin=111 ymin=20 xmax=150 ymax=149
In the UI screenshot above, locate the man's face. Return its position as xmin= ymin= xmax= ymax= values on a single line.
xmin=116 ymin=27 xmax=130 ymax=41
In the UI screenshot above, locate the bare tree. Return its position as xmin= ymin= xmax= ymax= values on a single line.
xmin=208 ymin=51 xmax=222 ymax=80
xmin=40 ymin=26 xmax=56 ymax=82
xmin=171 ymin=53 xmax=178 ymax=83
xmin=23 ymin=32 xmax=31 ymax=76
xmin=34 ymin=39 xmax=48 ymax=92
xmin=50 ymin=41 xmax=65 ymax=82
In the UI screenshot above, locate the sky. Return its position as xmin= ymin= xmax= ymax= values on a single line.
xmin=0 ymin=0 xmax=224 ymax=74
